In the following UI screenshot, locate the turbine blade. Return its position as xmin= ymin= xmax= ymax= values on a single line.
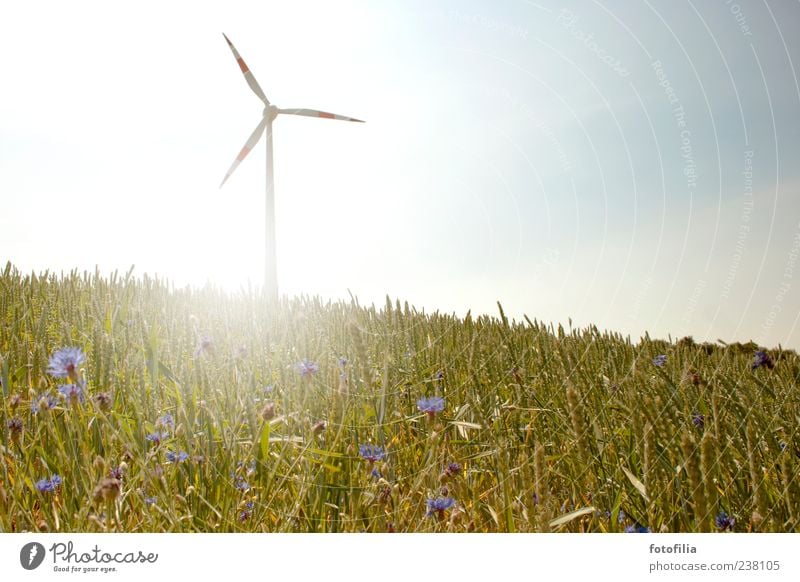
xmin=223 ymin=33 xmax=270 ymax=106
xmin=220 ymin=116 xmax=268 ymax=188
xmin=278 ymin=108 xmax=364 ymax=123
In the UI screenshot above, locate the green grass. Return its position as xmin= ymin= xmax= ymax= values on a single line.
xmin=0 ymin=262 xmax=798 ymax=532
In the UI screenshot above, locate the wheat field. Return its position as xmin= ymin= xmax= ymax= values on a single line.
xmin=0 ymin=263 xmax=797 ymax=532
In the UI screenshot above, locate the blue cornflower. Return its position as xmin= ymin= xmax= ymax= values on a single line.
xmin=752 ymin=351 xmax=774 ymax=370
xmin=146 ymin=431 xmax=169 ymax=445
xmin=47 ymin=347 xmax=85 ymax=380
xmin=692 ymin=412 xmax=705 ymax=430
xmin=236 ymin=460 xmax=257 ymax=475
xmin=194 ymin=335 xmax=214 ymax=358
xmin=239 ymin=501 xmax=255 ymax=522
xmin=31 ymin=392 xmax=59 ymax=414
xmin=156 ymin=413 xmax=175 ymax=430
xmin=715 ymin=511 xmax=735 ymax=531
xmin=617 ymin=510 xmax=626 ymax=524
xmin=36 ymin=474 xmax=62 ymax=493
xmin=144 ymin=495 xmax=156 ymax=506
xmin=371 ymin=467 xmax=381 ymax=480
xmin=417 ymin=396 xmax=445 ymax=416
xmin=7 ymin=417 xmax=23 ymax=440
xmin=295 ymin=359 xmax=319 ymax=378
xmin=358 ymin=444 xmax=386 ymax=463
xmin=58 ymin=383 xmax=85 ymax=405
xmin=652 ymin=354 xmax=667 ymax=367
xmin=444 ymin=462 xmax=462 ymax=477
xmin=165 ymin=450 xmax=189 ymax=463
xmin=337 ymin=356 xmax=348 ymax=368
xmin=426 ymin=496 xmax=456 ymax=516
xmin=109 ymin=466 xmax=124 ymax=481
xmin=234 ymin=476 xmax=250 ymax=492
xmin=624 ymin=523 xmax=650 ymax=533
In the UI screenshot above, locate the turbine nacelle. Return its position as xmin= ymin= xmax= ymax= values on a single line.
xmin=264 ymin=105 xmax=279 ymax=122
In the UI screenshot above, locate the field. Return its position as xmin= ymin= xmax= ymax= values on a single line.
xmin=0 ymin=263 xmax=798 ymax=533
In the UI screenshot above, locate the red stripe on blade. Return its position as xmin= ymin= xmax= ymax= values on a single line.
xmin=237 ymin=146 xmax=250 ymax=161
xmin=237 ymin=58 xmax=249 ymax=74
xmin=318 ymin=112 xmax=335 ymax=119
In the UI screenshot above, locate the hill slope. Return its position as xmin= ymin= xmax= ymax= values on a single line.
xmin=1 ymin=264 xmax=798 ymax=532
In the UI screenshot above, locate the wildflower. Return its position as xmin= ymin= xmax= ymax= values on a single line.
xmin=94 ymin=392 xmax=113 ymax=411
xmin=146 ymin=431 xmax=169 ymax=445
xmin=337 ymin=360 xmax=349 ymax=394
xmin=295 ymin=359 xmax=319 ymax=378
xmin=691 ymin=412 xmax=705 ymax=430
xmin=156 ymin=413 xmax=175 ymax=430
xmin=239 ymin=501 xmax=255 ymax=522
xmin=439 ymin=463 xmax=461 ymax=481
xmin=442 ymin=462 xmax=461 ymax=479
xmin=8 ymin=417 xmax=23 ymax=441
xmin=752 ymin=351 xmax=774 ymax=370
xmin=371 ymin=467 xmax=381 ymax=480
xmin=617 ymin=510 xmax=626 ymax=524
xmin=236 ymin=460 xmax=257 ymax=474
xmin=165 ymin=450 xmax=189 ymax=463
xmin=58 ymin=383 xmax=85 ymax=405
xmin=234 ymin=476 xmax=250 ymax=492
xmin=358 ymin=444 xmax=386 ymax=464
xmin=426 ymin=496 xmax=455 ymax=517
xmin=417 ymin=396 xmax=445 ymax=417
xmin=144 ymin=495 xmax=156 ymax=506
xmin=31 ymin=393 xmax=58 ymax=414
xmin=36 ymin=474 xmax=62 ymax=493
xmin=194 ymin=335 xmax=214 ymax=358
xmin=715 ymin=511 xmax=735 ymax=531
xmin=109 ymin=466 xmax=124 ymax=481
xmin=652 ymin=354 xmax=667 ymax=367
xmin=263 ymin=385 xmax=274 ymax=395
xmin=47 ymin=347 xmax=85 ymax=380
xmin=435 ymin=370 xmax=444 ymax=381
xmin=624 ymin=523 xmax=650 ymax=533
xmin=93 ymin=477 xmax=121 ymax=503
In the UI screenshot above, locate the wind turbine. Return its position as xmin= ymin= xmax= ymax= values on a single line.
xmin=219 ymin=33 xmax=364 ymax=301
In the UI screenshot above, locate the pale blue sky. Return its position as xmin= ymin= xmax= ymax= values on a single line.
xmin=2 ymin=0 xmax=799 ymax=348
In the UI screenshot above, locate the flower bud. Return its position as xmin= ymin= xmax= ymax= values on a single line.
xmin=92 ymin=478 xmax=121 ymax=503
xmin=260 ymin=402 xmax=276 ymax=422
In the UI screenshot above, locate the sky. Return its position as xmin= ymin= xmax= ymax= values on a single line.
xmin=2 ymin=0 xmax=799 ymax=349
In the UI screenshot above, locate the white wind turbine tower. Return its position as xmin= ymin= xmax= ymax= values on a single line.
xmin=219 ymin=33 xmax=364 ymax=301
